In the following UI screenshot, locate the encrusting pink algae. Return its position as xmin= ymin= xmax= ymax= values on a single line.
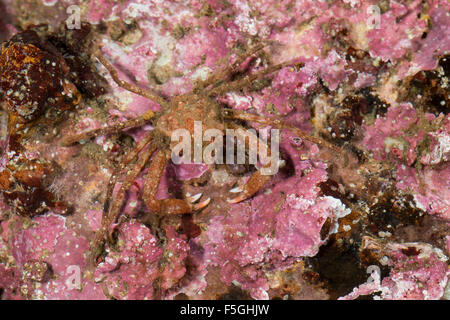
xmin=0 ymin=0 xmax=448 ymax=300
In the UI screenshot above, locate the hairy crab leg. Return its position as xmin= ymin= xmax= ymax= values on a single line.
xmin=206 ymin=61 xmax=294 ymax=97
xmin=102 ymin=130 xmax=155 ymax=218
xmin=89 ymin=139 xmax=157 ymax=265
xmin=228 ymin=168 xmax=272 ymax=203
xmin=226 ymin=109 xmax=342 ymax=154
xmin=143 ymin=150 xmax=210 ymax=215
xmin=194 ymin=43 xmax=266 ymax=91
xmin=225 ymin=123 xmax=274 ymax=203
xmin=60 ymin=109 xmax=155 ymax=146
xmin=95 ymin=51 xmax=168 ymax=107
xmin=222 ymin=111 xmax=349 ymax=203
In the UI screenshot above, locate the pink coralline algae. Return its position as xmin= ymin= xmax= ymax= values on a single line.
xmin=1 ymin=214 xmax=105 ymax=299
xmin=94 ymin=222 xmax=189 ymax=299
xmin=363 ymin=103 xmax=450 ymax=218
xmin=341 ymin=241 xmax=449 ymax=300
xmin=0 ymin=0 xmax=449 ymax=301
xmin=201 ymin=181 xmax=350 ymax=299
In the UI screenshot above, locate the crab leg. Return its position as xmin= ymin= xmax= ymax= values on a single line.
xmin=223 ymin=111 xmax=344 ymax=203
xmin=89 ymin=135 xmax=156 ymax=264
xmin=225 ymin=123 xmax=274 ymax=203
xmin=226 ymin=110 xmax=342 ymax=154
xmin=194 ymin=43 xmax=266 ymax=91
xmin=228 ymin=169 xmax=272 ymax=203
xmin=60 ymin=109 xmax=155 ymax=146
xmin=143 ymin=150 xmax=210 ymax=215
xmin=95 ymin=51 xmax=168 ymax=107
xmin=102 ymin=131 xmax=155 ymax=215
xmin=207 ymin=61 xmax=294 ymax=97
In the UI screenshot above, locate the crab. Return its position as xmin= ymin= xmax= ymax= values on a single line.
xmin=61 ymin=43 xmax=342 ymax=263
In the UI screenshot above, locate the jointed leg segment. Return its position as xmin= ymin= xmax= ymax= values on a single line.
xmin=89 ymin=132 xmax=156 ymax=264
xmin=222 ymin=109 xmax=346 ymax=203
xmin=225 ymin=122 xmax=274 ymax=203
xmin=207 ymin=61 xmax=293 ymax=97
xmin=95 ymin=51 xmax=168 ymax=107
xmin=194 ymin=43 xmax=266 ymax=92
xmin=143 ymin=150 xmax=210 ymax=215
xmin=226 ymin=110 xmax=342 ymax=154
xmin=60 ymin=109 xmax=155 ymax=146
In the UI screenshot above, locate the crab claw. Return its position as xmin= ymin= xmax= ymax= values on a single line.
xmin=227 ymin=171 xmax=272 ymax=204
xmin=229 ymin=185 xmax=244 ymax=193
xmin=187 ymin=193 xmax=203 ymax=203
xmin=187 ymin=193 xmax=210 ymax=210
xmin=227 ymin=193 xmax=248 ymax=204
xmin=227 ymin=185 xmax=248 ymax=203
xmin=192 ymin=197 xmax=211 ymax=210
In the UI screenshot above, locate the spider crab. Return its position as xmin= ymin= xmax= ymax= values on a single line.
xmin=62 ymin=44 xmax=340 ymax=262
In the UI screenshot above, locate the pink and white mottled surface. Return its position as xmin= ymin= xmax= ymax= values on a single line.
xmin=0 ymin=0 xmax=449 ymax=300
xmin=341 ymin=241 xmax=449 ymax=300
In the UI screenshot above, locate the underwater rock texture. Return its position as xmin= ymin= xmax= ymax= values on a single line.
xmin=0 ymin=0 xmax=449 ymax=300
